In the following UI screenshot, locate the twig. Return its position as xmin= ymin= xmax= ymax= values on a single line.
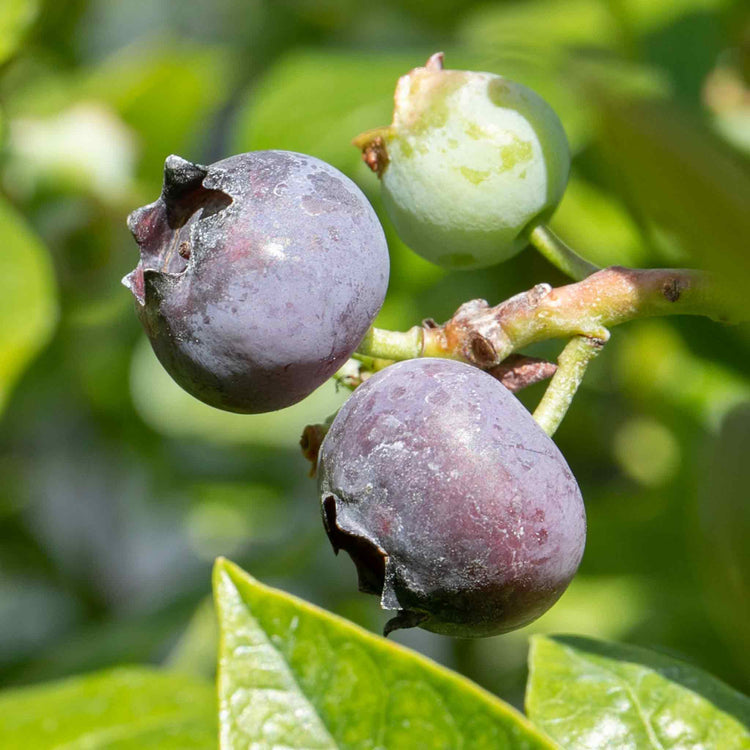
xmin=532 ymin=337 xmax=605 ymax=435
xmin=358 ymin=266 xmax=739 ymax=367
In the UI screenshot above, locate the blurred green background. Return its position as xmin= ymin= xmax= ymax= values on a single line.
xmin=0 ymin=0 xmax=748 ymax=707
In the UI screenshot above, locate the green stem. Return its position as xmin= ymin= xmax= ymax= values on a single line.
xmin=529 ymin=225 xmax=599 ymax=281
xmin=532 ymin=336 xmax=605 ymax=436
xmin=356 ymin=325 xmax=424 ymax=360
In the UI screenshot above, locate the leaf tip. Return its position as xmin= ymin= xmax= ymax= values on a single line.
xmin=212 ymin=556 xmax=239 ymax=594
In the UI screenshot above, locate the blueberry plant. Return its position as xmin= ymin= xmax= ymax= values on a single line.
xmin=2 ymin=53 xmax=748 ymax=750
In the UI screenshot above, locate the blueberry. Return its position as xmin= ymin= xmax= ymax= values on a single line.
xmin=356 ymin=53 xmax=570 ymax=270
xmin=124 ymin=151 xmax=389 ymax=413
xmin=318 ymin=358 xmax=585 ymax=637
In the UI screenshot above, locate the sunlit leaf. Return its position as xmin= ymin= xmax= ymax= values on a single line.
xmin=460 ymin=0 xmax=624 ymax=53
xmin=522 ymin=576 xmax=649 ymax=642
xmin=550 ymin=176 xmax=651 ymax=267
xmin=0 ymin=667 xmax=216 ymax=749
xmin=0 ymin=0 xmax=38 ymax=65
xmin=232 ymin=50 xmax=417 ymax=175
xmin=0 ymin=196 xmax=58 ymax=414
xmin=214 ymin=558 xmax=555 ymax=749
xmin=615 ymin=322 xmax=750 ymax=428
xmin=611 ymin=416 xmax=681 ymax=486
xmin=617 ymin=0 xmax=729 ymax=34
xmin=527 ymin=635 xmax=750 ymax=749
xmin=6 ymin=102 xmax=136 ymax=201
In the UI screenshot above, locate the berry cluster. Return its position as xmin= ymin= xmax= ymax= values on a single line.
xmin=125 ymin=55 xmax=584 ymax=637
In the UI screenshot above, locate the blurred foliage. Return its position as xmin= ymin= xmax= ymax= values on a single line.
xmin=0 ymin=197 xmax=57 ymax=412
xmin=0 ymin=667 xmax=216 ymax=748
xmin=0 ymin=0 xmax=38 ymax=66
xmin=0 ymin=0 xmax=748 ymax=722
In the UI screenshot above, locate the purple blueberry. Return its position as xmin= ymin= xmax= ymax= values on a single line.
xmin=124 ymin=151 xmax=389 ymax=413
xmin=318 ymin=358 xmax=586 ymax=637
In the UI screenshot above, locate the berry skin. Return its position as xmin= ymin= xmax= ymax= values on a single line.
xmin=124 ymin=151 xmax=389 ymax=414
xmin=355 ymin=53 xmax=570 ymax=270
xmin=318 ymin=358 xmax=585 ymax=637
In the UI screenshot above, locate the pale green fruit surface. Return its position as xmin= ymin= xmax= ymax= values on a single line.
xmin=380 ymin=61 xmax=570 ymax=269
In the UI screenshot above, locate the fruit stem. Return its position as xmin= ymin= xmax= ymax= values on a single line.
xmin=356 ymin=325 xmax=425 ymax=360
xmin=532 ymin=336 xmax=605 ymax=436
xmin=529 ymin=225 xmax=599 ymax=281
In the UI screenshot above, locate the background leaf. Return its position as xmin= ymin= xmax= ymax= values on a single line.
xmin=0 ymin=0 xmax=38 ymax=65
xmin=232 ymin=50 xmax=416 ymax=176
xmin=693 ymin=404 xmax=750 ymax=681
xmin=0 ymin=666 xmax=216 ymax=749
xmin=84 ymin=39 xmax=232 ymax=187
xmin=214 ymin=558 xmax=555 ymax=749
xmin=0 ymin=196 xmax=57 ymax=415
xmin=526 ymin=634 xmax=750 ymax=749
xmin=590 ymin=93 xmax=750 ymax=297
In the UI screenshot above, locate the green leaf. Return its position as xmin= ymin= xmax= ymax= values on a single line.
xmin=0 ymin=196 xmax=57 ymax=414
xmin=694 ymin=405 xmax=750 ymax=680
xmin=550 ymin=176 xmax=651 ymax=268
xmin=459 ymin=0 xmax=625 ymax=54
xmin=233 ymin=48 xmax=591 ymax=173
xmin=526 ymin=635 xmax=750 ymax=749
xmin=614 ymin=321 xmax=750 ymax=428
xmin=0 ymin=0 xmax=38 ymax=65
xmin=166 ymin=597 xmax=219 ymax=681
xmin=214 ymin=558 xmax=555 ymax=750
xmin=617 ymin=0 xmax=730 ymax=35
xmin=232 ymin=50 xmax=417 ymax=176
xmin=84 ymin=39 xmax=231 ymax=186
xmin=591 ymin=94 xmax=750 ymax=306
xmin=0 ymin=667 xmax=216 ymax=749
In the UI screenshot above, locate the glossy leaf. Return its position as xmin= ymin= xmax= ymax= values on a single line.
xmin=527 ymin=635 xmax=750 ymax=749
xmin=0 ymin=667 xmax=216 ymax=749
xmin=214 ymin=558 xmax=555 ymax=750
xmin=0 ymin=196 xmax=57 ymax=413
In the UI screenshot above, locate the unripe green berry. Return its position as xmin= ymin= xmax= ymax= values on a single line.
xmin=356 ymin=53 xmax=570 ymax=270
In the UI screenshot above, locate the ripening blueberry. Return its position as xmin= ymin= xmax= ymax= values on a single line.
xmin=318 ymin=358 xmax=585 ymax=637
xmin=355 ymin=53 xmax=570 ymax=270
xmin=124 ymin=151 xmax=389 ymax=413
